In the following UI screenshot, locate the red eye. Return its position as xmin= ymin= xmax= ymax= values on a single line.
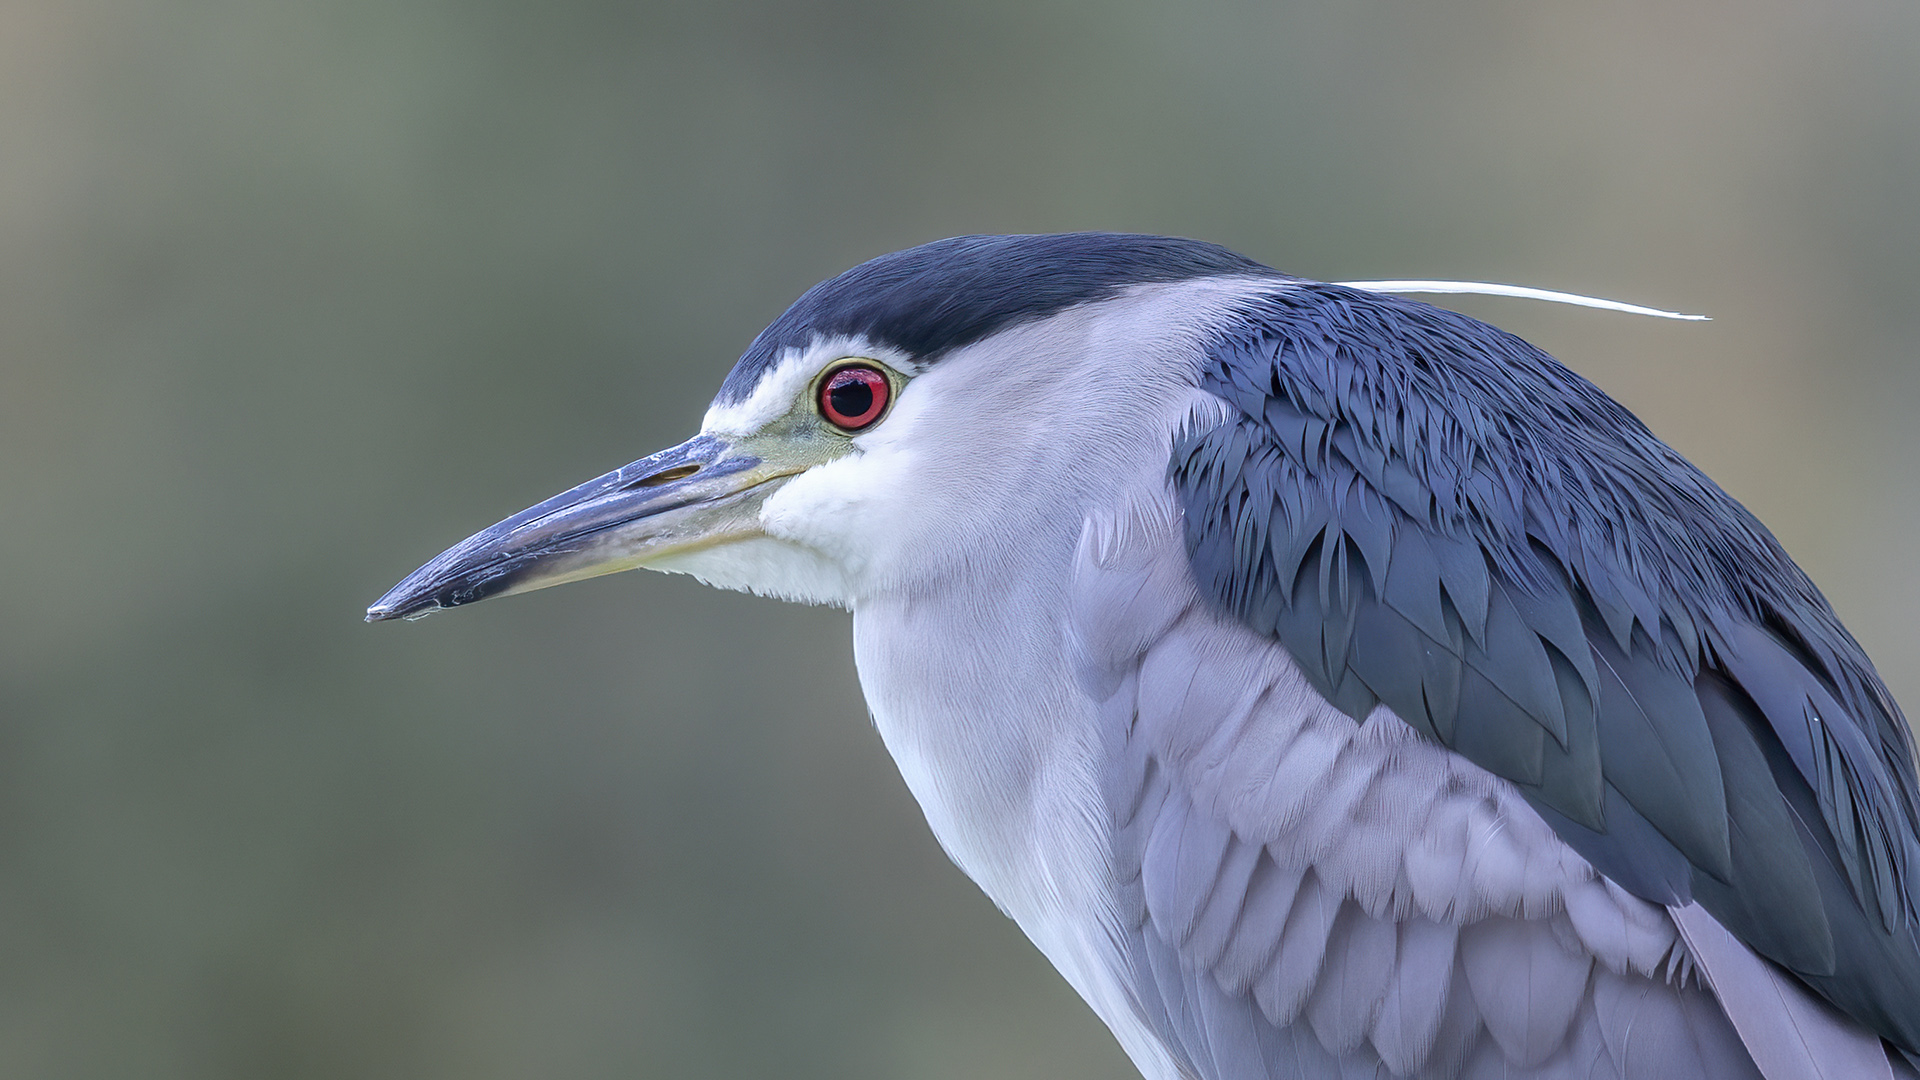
xmin=818 ymin=365 xmax=890 ymax=431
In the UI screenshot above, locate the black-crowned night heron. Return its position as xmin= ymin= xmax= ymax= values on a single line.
xmin=369 ymin=233 xmax=1920 ymax=1080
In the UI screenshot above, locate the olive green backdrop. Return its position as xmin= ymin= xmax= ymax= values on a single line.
xmin=4 ymin=2 xmax=1919 ymax=1077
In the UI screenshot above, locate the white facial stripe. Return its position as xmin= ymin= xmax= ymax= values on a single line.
xmin=700 ymin=335 xmax=917 ymax=437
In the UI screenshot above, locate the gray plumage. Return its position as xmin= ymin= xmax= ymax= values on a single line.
xmin=1074 ymin=494 xmax=1765 ymax=1078
xmin=370 ymin=233 xmax=1920 ymax=1080
xmin=1169 ymin=280 xmax=1920 ymax=1057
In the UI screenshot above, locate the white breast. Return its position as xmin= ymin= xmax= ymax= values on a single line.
xmin=852 ymin=588 xmax=1188 ymax=1080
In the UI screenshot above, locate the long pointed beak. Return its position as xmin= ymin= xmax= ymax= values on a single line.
xmin=366 ymin=433 xmax=791 ymax=621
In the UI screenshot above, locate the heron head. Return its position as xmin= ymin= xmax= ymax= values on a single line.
xmin=366 ymin=233 xmax=1270 ymax=621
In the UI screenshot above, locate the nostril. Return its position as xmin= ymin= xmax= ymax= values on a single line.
xmin=629 ymin=463 xmax=700 ymax=489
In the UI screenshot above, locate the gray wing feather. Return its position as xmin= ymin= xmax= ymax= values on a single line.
xmin=1562 ymin=876 xmax=1686 ymax=976
xmin=1071 ymin=499 xmax=1765 ymax=1078
xmin=1670 ymin=901 xmax=1895 ymax=1080
xmin=1589 ymin=969 xmax=1712 ymax=1077
xmin=1184 ymin=834 xmax=1265 ymax=970
xmin=1214 ymin=855 xmax=1306 ymax=993
xmin=1144 ymin=788 xmax=1224 ymax=945
xmin=1253 ymin=868 xmax=1340 ymax=1027
xmin=1191 ymin=954 xmax=1278 ymax=1078
xmin=1459 ymin=916 xmax=1594 ymax=1067
xmin=1304 ymin=900 xmax=1398 ymax=1053
xmin=1423 ymin=962 xmax=1485 ymax=1076
xmin=1369 ymin=918 xmax=1458 ymax=1074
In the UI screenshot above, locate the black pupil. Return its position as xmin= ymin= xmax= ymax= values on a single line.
xmin=829 ymin=375 xmax=874 ymax=421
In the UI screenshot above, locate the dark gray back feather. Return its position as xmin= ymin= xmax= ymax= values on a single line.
xmin=1169 ymin=283 xmax=1920 ymax=1052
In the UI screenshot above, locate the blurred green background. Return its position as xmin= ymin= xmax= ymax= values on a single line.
xmin=4 ymin=1 xmax=1918 ymax=1077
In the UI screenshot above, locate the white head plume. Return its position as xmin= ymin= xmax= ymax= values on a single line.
xmin=1336 ymin=280 xmax=1709 ymax=321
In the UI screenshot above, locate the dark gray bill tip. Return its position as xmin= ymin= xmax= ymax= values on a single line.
xmin=363 ymin=435 xmax=743 ymax=626
xmin=363 ymin=575 xmax=476 ymax=623
xmin=365 ymin=547 xmax=548 ymax=623
xmin=366 ymin=573 xmax=447 ymax=621
xmin=364 ymin=595 xmax=441 ymax=623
